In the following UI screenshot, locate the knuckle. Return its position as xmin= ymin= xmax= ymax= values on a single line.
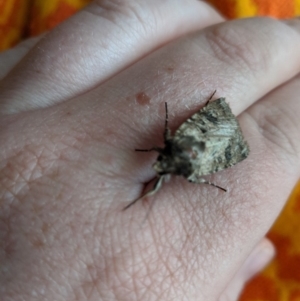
xmin=204 ymin=18 xmax=273 ymax=74
xmin=89 ymin=0 xmax=148 ymax=31
xmin=252 ymin=102 xmax=300 ymax=165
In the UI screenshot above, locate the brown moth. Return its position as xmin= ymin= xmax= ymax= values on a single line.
xmin=123 ymin=92 xmax=249 ymax=210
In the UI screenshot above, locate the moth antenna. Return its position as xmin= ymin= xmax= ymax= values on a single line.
xmin=204 ymin=90 xmax=217 ymax=106
xmin=135 ymin=147 xmax=162 ymax=152
xmin=122 ymin=176 xmax=164 ymax=211
xmin=164 ymin=102 xmax=171 ymax=141
xmin=135 ymin=148 xmax=155 ymax=152
xmin=203 ymin=180 xmax=227 ymax=192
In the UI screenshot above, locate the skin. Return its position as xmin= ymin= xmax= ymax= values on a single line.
xmin=1 ymin=0 xmax=300 ymax=300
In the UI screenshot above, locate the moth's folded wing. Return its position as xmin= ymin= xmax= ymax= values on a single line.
xmin=175 ymin=99 xmax=249 ymax=177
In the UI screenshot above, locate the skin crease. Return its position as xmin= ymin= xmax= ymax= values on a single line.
xmin=1 ymin=0 xmax=300 ymax=300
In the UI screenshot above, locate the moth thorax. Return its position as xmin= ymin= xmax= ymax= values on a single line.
xmin=178 ymin=138 xmax=206 ymax=160
xmin=184 ymin=144 xmax=204 ymax=160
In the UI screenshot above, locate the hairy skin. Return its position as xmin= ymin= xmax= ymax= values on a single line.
xmin=1 ymin=1 xmax=300 ymax=301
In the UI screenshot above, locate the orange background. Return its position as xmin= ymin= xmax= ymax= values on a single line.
xmin=0 ymin=0 xmax=300 ymax=300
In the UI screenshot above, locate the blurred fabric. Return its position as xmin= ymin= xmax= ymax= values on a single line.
xmin=0 ymin=0 xmax=299 ymax=300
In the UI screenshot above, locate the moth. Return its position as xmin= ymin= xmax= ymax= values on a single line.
xmin=123 ymin=92 xmax=249 ymax=210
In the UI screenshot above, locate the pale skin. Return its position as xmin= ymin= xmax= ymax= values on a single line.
xmin=1 ymin=1 xmax=300 ymax=300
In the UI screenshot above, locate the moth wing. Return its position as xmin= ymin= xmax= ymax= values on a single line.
xmin=174 ymin=98 xmax=249 ymax=178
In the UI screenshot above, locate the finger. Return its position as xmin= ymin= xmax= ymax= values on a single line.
xmin=0 ymin=0 xmax=223 ymax=114
xmin=0 ymin=35 xmax=44 ymax=79
xmin=68 ymin=17 xmax=300 ymax=180
xmin=218 ymin=238 xmax=275 ymax=301
xmin=236 ymin=64 xmax=300 ymax=222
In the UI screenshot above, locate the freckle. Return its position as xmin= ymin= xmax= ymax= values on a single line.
xmin=104 ymin=154 xmax=114 ymax=165
xmin=135 ymin=92 xmax=150 ymax=105
xmin=31 ymin=238 xmax=45 ymax=248
xmin=42 ymin=222 xmax=49 ymax=234
xmin=34 ymin=69 xmax=42 ymax=74
xmin=4 ymin=241 xmax=15 ymax=258
xmin=33 ymin=203 xmax=42 ymax=213
xmin=165 ymin=66 xmax=174 ymax=73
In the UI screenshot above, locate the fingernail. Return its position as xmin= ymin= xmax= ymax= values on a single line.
xmin=244 ymin=240 xmax=275 ymax=281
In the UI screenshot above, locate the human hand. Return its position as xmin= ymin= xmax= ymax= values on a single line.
xmin=1 ymin=1 xmax=300 ymax=300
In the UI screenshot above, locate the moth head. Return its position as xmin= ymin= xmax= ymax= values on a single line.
xmin=153 ymin=137 xmax=206 ymax=177
xmin=153 ymin=153 xmax=176 ymax=175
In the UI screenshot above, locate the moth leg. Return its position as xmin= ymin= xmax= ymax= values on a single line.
xmin=135 ymin=148 xmax=155 ymax=152
xmin=189 ymin=177 xmax=227 ymax=192
xmin=164 ymin=102 xmax=171 ymax=140
xmin=123 ymin=176 xmax=165 ymax=211
xmin=135 ymin=147 xmax=162 ymax=152
xmin=204 ymin=90 xmax=217 ymax=107
xmin=203 ymin=181 xmax=227 ymax=192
